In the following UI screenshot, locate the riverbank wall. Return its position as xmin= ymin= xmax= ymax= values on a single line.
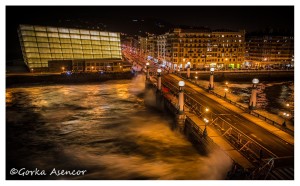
xmin=6 ymin=71 xmax=135 ymax=87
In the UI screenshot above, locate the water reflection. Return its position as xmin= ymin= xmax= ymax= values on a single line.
xmin=6 ymin=75 xmax=231 ymax=180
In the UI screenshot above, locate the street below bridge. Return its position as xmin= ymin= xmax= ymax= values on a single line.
xmin=162 ymin=74 xmax=294 ymax=158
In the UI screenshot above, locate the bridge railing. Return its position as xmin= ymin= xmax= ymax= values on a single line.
xmin=161 ymin=78 xmax=278 ymax=165
xmin=215 ymin=116 xmax=277 ymax=160
xmin=185 ymin=116 xmax=216 ymax=147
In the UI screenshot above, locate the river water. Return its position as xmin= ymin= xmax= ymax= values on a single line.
xmin=6 ymin=75 xmax=232 ymax=180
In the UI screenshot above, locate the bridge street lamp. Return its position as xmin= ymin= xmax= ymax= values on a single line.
xmin=157 ymin=68 xmax=162 ymax=91
xmin=209 ymin=67 xmax=214 ymax=90
xmin=203 ymin=118 xmax=209 ymax=137
xmin=249 ymin=78 xmax=259 ymax=110
xmin=282 ymin=112 xmax=290 ymax=127
xmin=224 ymin=88 xmax=228 ymax=98
xmin=187 ymin=61 xmax=191 ymax=79
xmin=178 ymin=80 xmax=185 ymax=114
xmin=146 ymin=62 xmax=150 ymax=80
xmin=195 ymin=71 xmax=199 ymax=84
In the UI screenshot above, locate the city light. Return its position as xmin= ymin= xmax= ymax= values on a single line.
xmin=252 ymin=78 xmax=259 ymax=84
xmin=203 ymin=118 xmax=209 ymax=123
xmin=178 ymin=81 xmax=185 ymax=87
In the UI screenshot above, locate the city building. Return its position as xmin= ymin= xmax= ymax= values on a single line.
xmin=138 ymin=28 xmax=246 ymax=70
xmin=18 ymin=24 xmax=122 ymax=72
xmin=168 ymin=28 xmax=245 ymax=70
xmin=245 ymin=35 xmax=294 ymax=68
xmin=138 ymin=36 xmax=148 ymax=57
xmin=156 ymin=34 xmax=167 ymax=63
xmin=121 ymin=36 xmax=139 ymax=52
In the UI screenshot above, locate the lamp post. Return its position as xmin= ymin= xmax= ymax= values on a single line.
xmin=178 ymin=81 xmax=185 ymax=114
xmin=146 ymin=62 xmax=150 ymax=80
xmin=203 ymin=118 xmax=209 ymax=137
xmin=282 ymin=112 xmax=289 ymax=127
xmin=187 ymin=61 xmax=191 ymax=79
xmin=62 ymin=66 xmax=65 ymax=72
xmin=224 ymin=88 xmax=228 ymax=98
xmin=31 ymin=68 xmax=34 ymax=73
xmin=157 ymin=68 xmax=162 ymax=91
xmin=209 ymin=67 xmax=214 ymax=90
xmin=195 ymin=71 xmax=198 ymax=84
xmin=249 ymin=78 xmax=259 ymax=110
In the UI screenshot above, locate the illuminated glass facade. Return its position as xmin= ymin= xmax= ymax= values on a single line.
xmin=18 ymin=24 xmax=122 ymax=70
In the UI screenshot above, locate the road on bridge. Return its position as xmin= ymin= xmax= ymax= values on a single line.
xmin=162 ymin=74 xmax=294 ymax=158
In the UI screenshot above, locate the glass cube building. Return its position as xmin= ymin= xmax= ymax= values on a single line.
xmin=18 ymin=24 xmax=122 ymax=70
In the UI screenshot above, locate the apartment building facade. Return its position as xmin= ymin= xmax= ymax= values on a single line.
xmin=245 ymin=35 xmax=294 ymax=68
xmin=138 ymin=28 xmax=246 ymax=70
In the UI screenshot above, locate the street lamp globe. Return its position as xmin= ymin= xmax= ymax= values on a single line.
xmin=252 ymin=78 xmax=259 ymax=84
xmin=146 ymin=62 xmax=149 ymax=66
xmin=157 ymin=69 xmax=162 ymax=73
xmin=210 ymin=67 xmax=215 ymax=72
xmin=178 ymin=81 xmax=185 ymax=87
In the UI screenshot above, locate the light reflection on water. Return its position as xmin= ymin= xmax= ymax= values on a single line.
xmin=6 ymin=75 xmax=231 ymax=180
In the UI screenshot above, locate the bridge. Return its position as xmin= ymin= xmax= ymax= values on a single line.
xmin=144 ymin=72 xmax=294 ymax=180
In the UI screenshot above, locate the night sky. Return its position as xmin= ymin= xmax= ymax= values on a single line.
xmin=6 ymin=6 xmax=294 ymax=60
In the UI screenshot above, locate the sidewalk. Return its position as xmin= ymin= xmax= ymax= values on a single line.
xmin=170 ymin=74 xmax=294 ymax=145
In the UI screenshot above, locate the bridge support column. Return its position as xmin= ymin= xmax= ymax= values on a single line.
xmin=146 ymin=62 xmax=150 ymax=80
xmin=176 ymin=114 xmax=186 ymax=132
xmin=156 ymin=69 xmax=164 ymax=110
xmin=177 ymin=80 xmax=186 ymax=132
xmin=249 ymin=78 xmax=259 ymax=110
xmin=157 ymin=69 xmax=161 ymax=91
xmin=187 ymin=62 xmax=191 ymax=79
xmin=209 ymin=68 xmax=214 ymax=90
